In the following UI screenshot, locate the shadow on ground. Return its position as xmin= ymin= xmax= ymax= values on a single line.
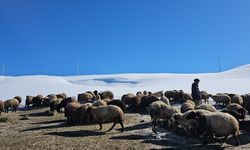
xmin=45 ymin=130 xmax=105 ymax=137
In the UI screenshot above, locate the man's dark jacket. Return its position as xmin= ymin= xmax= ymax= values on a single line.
xmin=192 ymin=83 xmax=201 ymax=101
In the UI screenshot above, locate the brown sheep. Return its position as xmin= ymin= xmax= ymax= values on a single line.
xmin=121 ymin=93 xmax=135 ymax=106
xmin=232 ymin=95 xmax=243 ymax=105
xmin=181 ymin=100 xmax=195 ymax=113
xmin=64 ymin=102 xmax=81 ymax=124
xmin=14 ymin=96 xmax=22 ymax=104
xmin=78 ymin=92 xmax=93 ymax=103
xmin=0 ymin=100 xmax=4 ymax=115
xmin=139 ymin=95 xmax=159 ymax=110
xmin=164 ymin=90 xmax=175 ymax=100
xmin=56 ymin=93 xmax=67 ymax=99
xmin=25 ymin=96 xmax=34 ymax=108
xmin=86 ymin=105 xmax=125 ymax=132
xmin=107 ymin=99 xmax=126 ymax=112
xmin=92 ymin=100 xmax=107 ymax=107
xmin=100 ymin=90 xmax=114 ymax=100
xmin=4 ymin=98 xmax=20 ymax=113
xmin=200 ymin=91 xmax=209 ymax=104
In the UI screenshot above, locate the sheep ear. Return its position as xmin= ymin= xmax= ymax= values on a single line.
xmin=186 ymin=111 xmax=196 ymax=120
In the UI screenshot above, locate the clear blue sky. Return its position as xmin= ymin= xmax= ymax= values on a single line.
xmin=0 ymin=0 xmax=250 ymax=76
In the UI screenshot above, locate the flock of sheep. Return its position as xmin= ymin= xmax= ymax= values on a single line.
xmin=1 ymin=90 xmax=250 ymax=147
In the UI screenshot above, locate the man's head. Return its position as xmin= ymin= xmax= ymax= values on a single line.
xmin=194 ymin=78 xmax=200 ymax=84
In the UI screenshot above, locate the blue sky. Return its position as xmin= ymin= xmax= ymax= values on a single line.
xmin=0 ymin=0 xmax=250 ymax=76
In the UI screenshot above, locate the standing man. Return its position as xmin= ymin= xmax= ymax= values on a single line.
xmin=191 ymin=78 xmax=201 ymax=105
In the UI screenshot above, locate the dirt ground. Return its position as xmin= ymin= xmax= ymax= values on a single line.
xmin=1 ymin=107 xmax=250 ymax=150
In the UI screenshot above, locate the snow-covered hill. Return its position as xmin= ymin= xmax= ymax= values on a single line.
xmin=0 ymin=64 xmax=250 ymax=106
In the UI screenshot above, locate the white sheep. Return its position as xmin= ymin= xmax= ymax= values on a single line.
xmin=187 ymin=111 xmax=240 ymax=146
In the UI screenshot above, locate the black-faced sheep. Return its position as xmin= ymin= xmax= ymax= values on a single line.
xmin=86 ymin=105 xmax=125 ymax=132
xmin=180 ymin=100 xmax=195 ymax=113
xmin=92 ymin=100 xmax=107 ymax=107
xmin=100 ymin=90 xmax=114 ymax=100
xmin=186 ymin=111 xmax=240 ymax=146
xmin=164 ymin=90 xmax=175 ymax=100
xmin=107 ymin=99 xmax=126 ymax=112
xmin=172 ymin=109 xmax=212 ymax=136
xmin=223 ymin=103 xmax=246 ymax=122
xmin=4 ymin=98 xmax=20 ymax=113
xmin=195 ymin=104 xmax=217 ymax=112
xmin=149 ymin=101 xmax=179 ymax=133
xmin=0 ymin=100 xmax=4 ymax=115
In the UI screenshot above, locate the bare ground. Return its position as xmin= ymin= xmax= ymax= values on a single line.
xmin=1 ymin=107 xmax=250 ymax=150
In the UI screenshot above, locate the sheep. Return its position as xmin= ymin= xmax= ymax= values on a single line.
xmin=121 ymin=93 xmax=135 ymax=106
xmin=92 ymin=100 xmax=107 ymax=107
xmin=149 ymin=101 xmax=180 ymax=133
xmin=64 ymin=102 xmax=81 ymax=124
xmin=86 ymin=105 xmax=125 ymax=132
xmin=56 ymin=93 xmax=67 ymax=99
xmin=74 ymin=104 xmax=91 ymax=124
xmin=100 ymin=90 xmax=114 ymax=100
xmin=186 ymin=111 xmax=240 ymax=146
xmin=164 ymin=90 xmax=175 ymax=100
xmin=231 ymin=95 xmax=243 ymax=105
xmin=57 ymin=97 xmax=77 ymax=112
xmin=241 ymin=94 xmax=250 ymax=107
xmin=78 ymin=92 xmax=93 ymax=103
xmin=14 ymin=96 xmax=22 ymax=104
xmin=200 ymin=91 xmax=209 ymax=104
xmin=180 ymin=100 xmax=195 ymax=113
xmin=195 ymin=104 xmax=217 ymax=112
xmin=209 ymin=94 xmax=231 ymax=106
xmin=42 ymin=97 xmax=50 ymax=106
xmin=25 ymin=96 xmax=34 ymax=108
xmin=32 ymin=95 xmax=43 ymax=107
xmin=128 ymin=95 xmax=142 ymax=112
xmin=48 ymin=94 xmax=57 ymax=101
xmin=160 ymin=96 xmax=170 ymax=105
xmin=0 ymin=100 xmax=4 ymax=115
xmin=4 ymin=98 xmax=20 ymax=113
xmin=50 ymin=98 xmax=63 ymax=113
xmin=107 ymin=99 xmax=126 ymax=112
xmin=139 ymin=95 xmax=159 ymax=110
xmin=172 ymin=109 xmax=212 ymax=136
xmin=223 ymin=103 xmax=247 ymax=122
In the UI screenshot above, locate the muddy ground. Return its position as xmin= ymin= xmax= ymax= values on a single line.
xmin=1 ymin=107 xmax=250 ymax=150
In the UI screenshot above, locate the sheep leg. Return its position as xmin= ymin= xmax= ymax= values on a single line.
xmin=152 ymin=120 xmax=157 ymax=134
xmin=99 ymin=123 xmax=103 ymax=130
xmin=107 ymin=122 xmax=116 ymax=132
xmin=234 ymin=133 xmax=240 ymax=146
xmin=202 ymin=133 xmax=209 ymax=145
xmin=221 ymin=134 xmax=229 ymax=145
xmin=119 ymin=122 xmax=124 ymax=132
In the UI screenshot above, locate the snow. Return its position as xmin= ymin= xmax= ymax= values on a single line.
xmin=0 ymin=64 xmax=250 ymax=106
